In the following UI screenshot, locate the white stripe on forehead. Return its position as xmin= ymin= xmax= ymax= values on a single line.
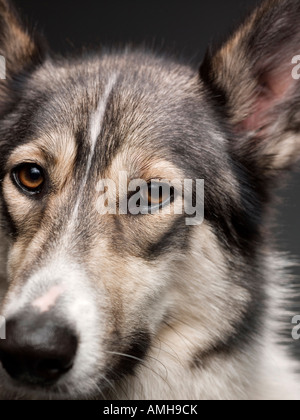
xmin=71 ymin=73 xmax=118 ymax=220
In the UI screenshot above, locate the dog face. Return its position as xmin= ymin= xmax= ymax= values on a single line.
xmin=0 ymin=52 xmax=241 ymax=398
xmin=0 ymin=0 xmax=299 ymax=399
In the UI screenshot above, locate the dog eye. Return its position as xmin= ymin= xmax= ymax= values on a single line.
xmin=141 ymin=182 xmax=174 ymax=211
xmin=12 ymin=164 xmax=45 ymax=195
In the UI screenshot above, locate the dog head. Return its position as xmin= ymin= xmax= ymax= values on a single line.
xmin=0 ymin=0 xmax=299 ymax=399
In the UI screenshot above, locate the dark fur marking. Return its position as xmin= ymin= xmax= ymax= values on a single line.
xmin=106 ymin=331 xmax=151 ymax=380
xmin=0 ymin=195 xmax=17 ymax=238
xmin=191 ymin=293 xmax=266 ymax=370
xmin=145 ymin=214 xmax=191 ymax=261
xmin=0 ymin=93 xmax=50 ymax=179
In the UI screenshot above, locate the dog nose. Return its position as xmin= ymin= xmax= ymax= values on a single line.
xmin=0 ymin=314 xmax=78 ymax=386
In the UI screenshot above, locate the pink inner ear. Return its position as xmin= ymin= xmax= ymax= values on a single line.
xmin=241 ymin=63 xmax=295 ymax=133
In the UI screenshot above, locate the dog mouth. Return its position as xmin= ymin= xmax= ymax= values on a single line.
xmin=0 ymin=361 xmax=125 ymax=400
xmin=0 ymin=362 xmax=101 ymax=400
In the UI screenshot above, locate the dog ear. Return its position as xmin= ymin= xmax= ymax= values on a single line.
xmin=0 ymin=0 xmax=45 ymax=111
xmin=200 ymin=0 xmax=300 ymax=180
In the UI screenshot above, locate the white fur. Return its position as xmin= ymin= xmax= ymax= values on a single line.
xmin=71 ymin=73 xmax=118 ymax=221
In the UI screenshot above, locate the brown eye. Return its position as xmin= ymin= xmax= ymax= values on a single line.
xmin=13 ymin=164 xmax=45 ymax=194
xmin=142 ymin=182 xmax=174 ymax=210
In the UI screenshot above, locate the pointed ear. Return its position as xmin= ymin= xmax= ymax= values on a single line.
xmin=0 ymin=0 xmax=46 ymax=111
xmin=200 ymin=0 xmax=300 ymax=179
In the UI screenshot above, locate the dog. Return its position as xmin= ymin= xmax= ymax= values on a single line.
xmin=0 ymin=0 xmax=299 ymax=400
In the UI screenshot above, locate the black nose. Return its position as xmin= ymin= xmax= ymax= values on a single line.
xmin=0 ymin=313 xmax=78 ymax=386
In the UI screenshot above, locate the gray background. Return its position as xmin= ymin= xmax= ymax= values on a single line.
xmin=12 ymin=0 xmax=300 ymax=353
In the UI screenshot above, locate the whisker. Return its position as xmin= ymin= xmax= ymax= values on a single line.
xmin=100 ymin=375 xmax=120 ymax=400
xmin=105 ymin=351 xmax=145 ymax=363
xmin=163 ymin=320 xmax=196 ymax=354
xmin=105 ymin=350 xmax=172 ymax=392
